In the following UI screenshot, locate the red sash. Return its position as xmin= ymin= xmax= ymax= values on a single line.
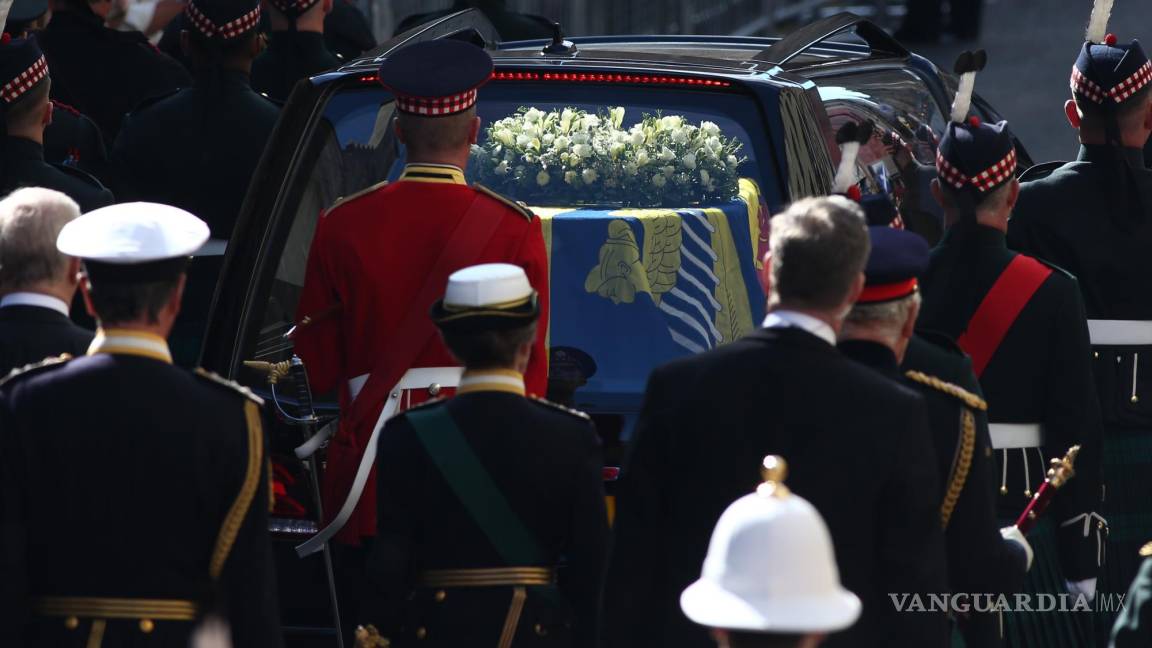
xmin=957 ymin=255 xmax=1053 ymax=377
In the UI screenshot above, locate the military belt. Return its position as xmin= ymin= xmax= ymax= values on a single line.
xmin=35 ymin=596 xmax=198 ymax=621
xmin=417 ymin=567 xmax=557 ymax=588
xmin=1088 ymin=319 xmax=1152 ymax=346
xmin=989 ymin=423 xmax=1043 ymax=449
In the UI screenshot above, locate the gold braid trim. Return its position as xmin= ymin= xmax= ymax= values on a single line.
xmin=940 ymin=408 xmax=976 ymax=529
xmin=86 ymin=619 xmax=106 ymax=648
xmin=904 ymin=370 xmax=988 ymax=411
xmin=210 ymin=400 xmax=264 ymax=579
xmin=497 ymin=586 xmax=528 ymax=648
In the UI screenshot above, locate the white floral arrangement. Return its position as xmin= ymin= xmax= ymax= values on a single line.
xmin=470 ymin=106 xmax=747 ymax=207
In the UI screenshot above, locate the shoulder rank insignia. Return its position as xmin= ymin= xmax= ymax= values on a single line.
xmin=530 ymin=395 xmax=591 ymax=420
xmin=474 ymin=184 xmax=535 ymax=221
xmin=0 ymin=354 xmax=73 ymax=387
xmin=904 ymin=370 xmax=988 ymax=411
xmin=328 ymin=180 xmax=389 ymax=213
xmin=195 ymin=368 xmax=265 ymax=406
xmin=1141 ymin=541 xmax=1152 ymax=557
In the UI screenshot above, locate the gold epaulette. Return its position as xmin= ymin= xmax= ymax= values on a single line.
xmin=530 ymin=395 xmax=591 ymax=420
xmin=0 ymin=354 xmax=72 ymax=388
xmin=904 ymin=370 xmax=988 ymax=411
xmin=474 ymin=184 xmax=535 ymax=221
xmin=194 ymin=368 xmax=265 ymax=406
xmin=1140 ymin=541 xmax=1152 ymax=557
xmin=328 ymin=180 xmax=389 ymax=212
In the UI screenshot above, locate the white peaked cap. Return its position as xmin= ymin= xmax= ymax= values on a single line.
xmin=443 ymin=263 xmax=533 ymax=308
xmin=57 ymin=202 xmax=210 ymax=263
xmin=680 ymin=490 xmax=861 ymax=633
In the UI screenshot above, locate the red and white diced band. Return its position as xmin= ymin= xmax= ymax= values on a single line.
xmin=395 ymin=88 xmax=479 ymax=116
xmin=936 ymin=148 xmax=1017 ymax=193
xmin=1 ymin=55 xmax=47 ymax=104
xmin=184 ymin=3 xmax=261 ymax=40
xmin=1071 ymin=60 xmax=1152 ymax=104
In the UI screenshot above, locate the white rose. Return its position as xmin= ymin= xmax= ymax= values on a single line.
xmin=537 ymin=170 xmax=551 ymax=187
xmin=659 ymin=147 xmax=676 ymax=162
xmin=636 ymin=150 xmax=650 ymax=166
xmin=652 ymin=174 xmax=667 ymax=187
xmin=496 ymin=129 xmax=515 ymax=146
xmin=495 ymin=161 xmax=510 ymax=175
xmin=525 ymin=108 xmax=544 ymax=123
xmin=726 ymin=155 xmax=739 ymax=168
xmin=572 ymin=144 xmax=591 ymax=158
xmin=584 ymin=114 xmax=601 ymax=129
xmin=572 ymin=133 xmax=590 ymax=145
xmin=659 ymin=115 xmax=684 ymax=130
xmin=682 ymin=153 xmax=697 ymax=170
xmin=564 ymin=170 xmax=579 ymax=185
xmin=543 ymin=134 xmax=555 ymax=146
xmin=672 ymin=129 xmax=689 ymax=145
xmin=582 ymin=168 xmax=598 ymax=184
xmin=553 ymin=135 xmax=571 ymax=150
xmin=516 ymin=134 xmax=532 ymax=148
xmin=630 ymin=131 xmax=646 ymax=147
xmin=662 ymin=165 xmax=675 ymax=178
xmin=701 ymin=121 xmax=721 ymax=136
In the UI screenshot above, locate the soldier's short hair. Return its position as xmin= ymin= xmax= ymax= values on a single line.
xmin=723 ymin=631 xmax=806 ymax=648
xmin=0 ymin=187 xmax=80 ymax=292
xmin=1075 ymin=84 xmax=1152 ymax=134
xmin=845 ymin=292 xmax=921 ymax=328
xmin=396 ymin=106 xmax=477 ymax=156
xmin=768 ymin=195 xmax=870 ymax=311
xmin=4 ymin=79 xmax=50 ymax=132
xmin=85 ymin=276 xmax=183 ymax=326
xmin=440 ymin=321 xmax=538 ymax=369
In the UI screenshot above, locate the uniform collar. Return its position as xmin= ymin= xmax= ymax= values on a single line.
xmin=837 ymin=339 xmax=900 ymax=377
xmin=0 ymin=292 xmax=70 ymax=317
xmin=456 ymin=369 xmax=525 ymax=396
xmin=940 ymin=221 xmax=1007 ymax=250
xmin=1077 ymin=144 xmax=1146 ymax=167
xmin=2 ymin=136 xmax=44 ymax=161
xmin=399 ymin=163 xmax=468 ymax=185
xmin=762 ymin=310 xmax=836 ymax=346
xmin=87 ymin=328 xmax=173 ymax=364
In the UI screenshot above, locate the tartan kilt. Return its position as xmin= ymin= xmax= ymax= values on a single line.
xmin=1002 ymin=517 xmax=1095 ymax=648
xmin=1096 ymin=425 xmax=1152 ymax=643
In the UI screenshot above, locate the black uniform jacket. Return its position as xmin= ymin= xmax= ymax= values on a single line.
xmin=0 ymin=136 xmax=113 ymax=213
xmin=1009 ymin=145 xmax=1152 ymax=320
xmin=0 ymin=346 xmax=282 ymax=647
xmin=251 ymin=31 xmax=340 ymax=103
xmin=842 ymin=338 xmax=1028 ymax=597
xmin=366 ymin=387 xmax=609 ymax=648
xmin=109 ymin=70 xmax=279 ymax=239
xmin=919 ymin=221 xmax=1103 ymax=580
xmin=44 ymin=100 xmax=109 ymax=179
xmin=0 ymin=304 xmax=93 ymax=376
xmin=37 ymin=7 xmax=190 ymax=143
xmin=603 ymin=326 xmax=949 ymax=648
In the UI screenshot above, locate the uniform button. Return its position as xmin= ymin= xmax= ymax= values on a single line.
xmin=416 ymin=627 xmax=428 ymax=640
xmin=434 ymin=590 xmax=447 ymax=603
xmin=985 ymin=447 xmax=992 ymax=458
xmin=1093 ymin=351 xmax=1099 ymax=359
xmin=535 ymin=623 xmax=547 ymax=637
xmin=140 ymin=619 xmax=155 ymax=634
xmin=428 ymin=383 xmax=442 ymax=397
xmin=65 ymin=616 xmax=79 ymax=630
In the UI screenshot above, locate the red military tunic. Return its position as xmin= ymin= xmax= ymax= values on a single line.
xmin=295 ymin=162 xmax=550 ymax=546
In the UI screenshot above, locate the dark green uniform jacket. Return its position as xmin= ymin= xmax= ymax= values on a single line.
xmin=0 ymin=341 xmax=282 ymax=647
xmin=0 ymin=136 xmax=113 ymax=213
xmin=919 ymin=221 xmax=1103 ymax=581
xmin=366 ymin=380 xmax=609 ymax=647
xmin=251 ymin=31 xmax=341 ymax=103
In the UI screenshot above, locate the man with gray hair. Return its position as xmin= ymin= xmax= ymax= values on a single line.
xmin=0 ymin=187 xmax=93 ymax=375
xmin=605 ymin=196 xmax=949 ymax=648
xmin=839 ymin=225 xmax=1032 ymax=646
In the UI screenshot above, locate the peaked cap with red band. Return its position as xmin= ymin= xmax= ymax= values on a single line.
xmin=936 ymin=50 xmax=1017 ymax=197
xmin=858 ymin=226 xmax=929 ymax=304
xmin=378 ymin=40 xmax=493 ymax=117
xmin=185 ymin=0 xmax=261 ymax=40
xmin=0 ymin=31 xmax=48 ymax=107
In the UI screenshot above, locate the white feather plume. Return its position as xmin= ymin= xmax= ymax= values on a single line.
xmin=0 ymin=0 xmax=15 ymax=33
xmin=950 ymin=72 xmax=977 ymax=124
xmin=833 ymin=141 xmax=861 ymax=194
xmin=1086 ymin=0 xmax=1115 ymax=44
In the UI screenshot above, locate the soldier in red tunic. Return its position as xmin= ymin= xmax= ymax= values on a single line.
xmin=293 ymin=40 xmax=550 ymax=577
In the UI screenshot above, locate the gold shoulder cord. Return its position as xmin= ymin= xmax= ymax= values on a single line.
xmin=210 ymin=401 xmax=264 ymax=580
xmin=940 ymin=408 xmax=976 ymax=529
xmin=904 ymin=370 xmax=988 ymax=411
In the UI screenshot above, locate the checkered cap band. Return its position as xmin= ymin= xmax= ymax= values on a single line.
xmin=396 ymin=88 xmax=479 ymax=116
xmin=1 ymin=55 xmax=48 ymax=104
xmin=1071 ymin=61 xmax=1152 ymax=104
xmin=185 ymin=3 xmax=262 ymax=39
xmin=936 ymin=148 xmax=1017 ymax=193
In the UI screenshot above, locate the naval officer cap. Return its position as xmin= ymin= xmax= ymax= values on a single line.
xmin=431 ymin=263 xmax=539 ymax=333
xmin=858 ymin=226 xmax=929 ymax=304
xmin=378 ymin=39 xmax=493 ymax=117
xmin=680 ymin=456 xmax=861 ymax=634
xmin=57 ymin=202 xmax=210 ymax=283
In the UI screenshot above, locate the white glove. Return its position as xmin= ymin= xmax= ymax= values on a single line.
xmin=1001 ymin=525 xmax=1034 ymax=571
xmin=1066 ymin=577 xmax=1097 ymax=602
